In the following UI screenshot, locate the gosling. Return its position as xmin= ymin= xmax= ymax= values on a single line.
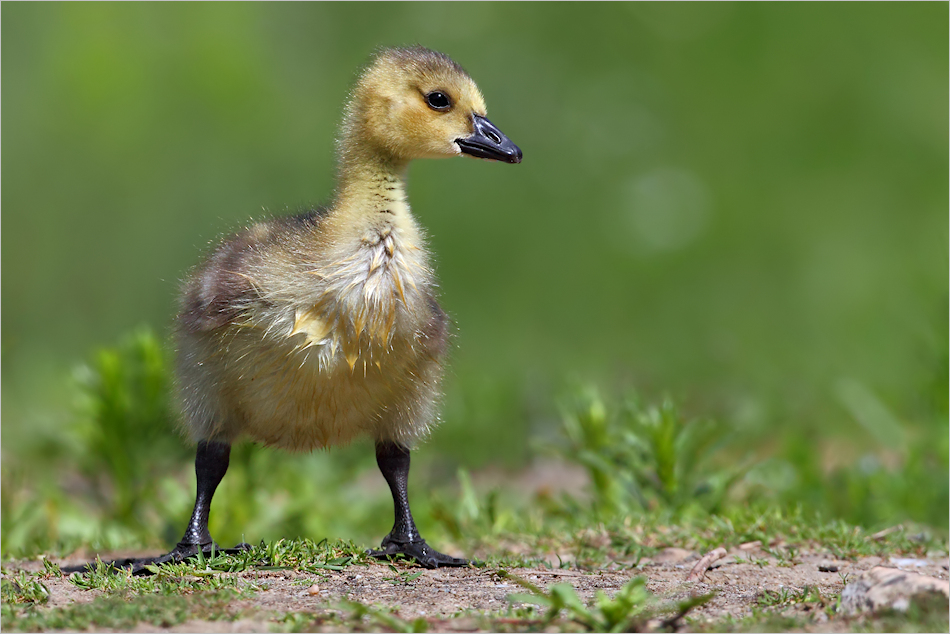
xmin=163 ymin=46 xmax=520 ymax=569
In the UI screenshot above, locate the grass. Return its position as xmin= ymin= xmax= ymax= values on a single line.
xmin=3 ymin=589 xmax=242 ymax=632
xmin=1 ymin=572 xmax=50 ymax=608
xmin=756 ymin=585 xmax=830 ymax=609
xmin=1 ymin=555 xmax=252 ymax=632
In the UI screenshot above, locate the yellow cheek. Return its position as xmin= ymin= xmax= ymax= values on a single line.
xmin=403 ymin=107 xmax=431 ymax=138
xmin=399 ymin=110 xmax=456 ymax=155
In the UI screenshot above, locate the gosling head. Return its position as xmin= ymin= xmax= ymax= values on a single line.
xmin=340 ymin=46 xmax=522 ymax=166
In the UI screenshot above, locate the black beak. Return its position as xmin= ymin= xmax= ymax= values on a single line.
xmin=456 ymin=115 xmax=522 ymax=164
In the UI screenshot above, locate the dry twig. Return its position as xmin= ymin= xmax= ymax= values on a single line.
xmin=686 ymin=547 xmax=727 ymax=583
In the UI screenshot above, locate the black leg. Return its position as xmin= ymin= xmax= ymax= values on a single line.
xmin=368 ymin=440 xmax=469 ymax=568
xmin=176 ymin=439 xmax=231 ymax=549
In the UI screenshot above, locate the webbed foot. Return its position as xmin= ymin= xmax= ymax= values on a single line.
xmin=64 ymin=542 xmax=252 ymax=576
xmin=368 ymin=536 xmax=469 ymax=568
xmin=129 ymin=541 xmax=252 ymax=576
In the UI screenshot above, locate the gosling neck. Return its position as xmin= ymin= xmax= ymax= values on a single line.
xmin=334 ymin=151 xmax=412 ymax=222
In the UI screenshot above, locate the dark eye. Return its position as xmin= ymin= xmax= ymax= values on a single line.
xmin=425 ymin=91 xmax=452 ymax=111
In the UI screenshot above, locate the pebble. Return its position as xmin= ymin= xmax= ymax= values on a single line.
xmin=818 ymin=561 xmax=839 ymax=573
xmin=307 ymin=584 xmax=321 ymax=596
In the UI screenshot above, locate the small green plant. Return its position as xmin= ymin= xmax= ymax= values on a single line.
xmin=503 ymin=569 xmax=712 ymax=632
xmin=756 ymin=587 xmax=795 ymax=607
xmin=735 ymin=555 xmax=770 ymax=569
xmin=1 ymin=570 xmax=50 ymax=608
xmin=763 ymin=545 xmax=800 ymax=567
xmin=72 ymin=328 xmax=189 ymax=531
xmin=756 ymin=585 xmax=827 ymax=609
xmin=430 ymin=467 xmax=519 ymax=547
xmin=558 ymin=388 xmax=744 ymax=518
xmin=383 ymin=567 xmax=424 ymax=585
xmin=250 ymin=538 xmax=367 ymax=573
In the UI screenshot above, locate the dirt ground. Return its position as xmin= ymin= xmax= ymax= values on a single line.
xmin=9 ymin=543 xmax=949 ymax=632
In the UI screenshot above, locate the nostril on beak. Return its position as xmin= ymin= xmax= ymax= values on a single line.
xmin=486 ymin=130 xmax=502 ymax=144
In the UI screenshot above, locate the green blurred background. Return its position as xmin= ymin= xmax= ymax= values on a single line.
xmin=2 ymin=3 xmax=947 ymax=551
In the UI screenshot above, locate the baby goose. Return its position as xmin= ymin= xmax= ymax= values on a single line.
xmin=168 ymin=46 xmax=520 ymax=569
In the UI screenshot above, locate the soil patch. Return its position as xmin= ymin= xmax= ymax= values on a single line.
xmin=8 ymin=546 xmax=949 ymax=632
